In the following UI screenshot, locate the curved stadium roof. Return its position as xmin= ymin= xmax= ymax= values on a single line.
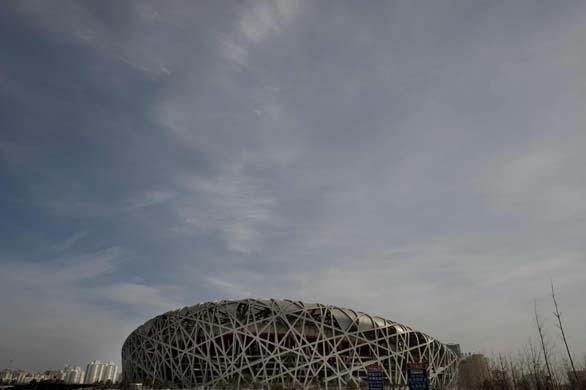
xmin=122 ymin=298 xmax=457 ymax=388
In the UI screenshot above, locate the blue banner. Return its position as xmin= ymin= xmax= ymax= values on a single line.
xmin=407 ymin=363 xmax=429 ymax=390
xmin=367 ymin=366 xmax=384 ymax=390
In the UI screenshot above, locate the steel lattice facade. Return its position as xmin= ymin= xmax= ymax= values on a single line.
xmin=122 ymin=299 xmax=457 ymax=388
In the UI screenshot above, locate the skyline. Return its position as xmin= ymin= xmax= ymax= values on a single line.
xmin=1 ymin=360 xmax=119 ymax=385
xmin=2 ymin=0 xmax=586 ymax=372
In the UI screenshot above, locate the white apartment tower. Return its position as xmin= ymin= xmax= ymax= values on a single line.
xmin=65 ymin=367 xmax=84 ymax=384
xmin=84 ymin=360 xmax=104 ymax=384
xmin=1 ymin=369 xmax=12 ymax=383
xmin=59 ymin=366 xmax=69 ymax=382
xmin=102 ymin=362 xmax=118 ymax=383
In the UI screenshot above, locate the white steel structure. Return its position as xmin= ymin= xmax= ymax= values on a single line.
xmin=122 ymin=299 xmax=457 ymax=388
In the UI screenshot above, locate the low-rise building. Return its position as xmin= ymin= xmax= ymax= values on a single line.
xmin=457 ymin=353 xmax=490 ymax=389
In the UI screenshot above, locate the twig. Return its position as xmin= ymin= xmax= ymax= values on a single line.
xmin=534 ymin=300 xmax=554 ymax=387
xmin=551 ymin=280 xmax=579 ymax=385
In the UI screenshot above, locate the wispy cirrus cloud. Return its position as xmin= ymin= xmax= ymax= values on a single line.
xmin=2 ymin=0 xmax=586 ymax=372
xmin=175 ymin=169 xmax=278 ymax=254
xmin=90 ymin=282 xmax=184 ymax=313
xmin=2 ymin=247 xmax=121 ymax=287
xmin=50 ymin=231 xmax=87 ymax=252
xmin=126 ymin=190 xmax=175 ymax=210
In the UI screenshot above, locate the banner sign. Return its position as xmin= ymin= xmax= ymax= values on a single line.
xmin=407 ymin=362 xmax=429 ymax=390
xmin=367 ymin=365 xmax=384 ymax=390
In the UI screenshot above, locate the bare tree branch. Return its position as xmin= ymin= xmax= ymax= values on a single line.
xmin=551 ymin=280 xmax=579 ymax=386
xmin=534 ymin=300 xmax=554 ymax=388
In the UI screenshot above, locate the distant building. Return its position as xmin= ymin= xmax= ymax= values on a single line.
xmin=84 ymin=360 xmax=104 ymax=384
xmin=33 ymin=373 xmax=49 ymax=382
xmin=446 ymin=343 xmax=462 ymax=358
xmin=102 ymin=362 xmax=118 ymax=383
xmin=15 ymin=370 xmax=29 ymax=384
xmin=1 ymin=369 xmax=12 ymax=384
xmin=1 ymin=363 xmax=119 ymax=386
xmin=45 ymin=370 xmax=64 ymax=381
xmin=2 ymin=368 xmax=57 ymax=385
xmin=457 ymin=353 xmax=490 ymax=390
xmin=59 ymin=366 xmax=70 ymax=382
xmin=83 ymin=360 xmax=119 ymax=384
xmin=65 ymin=366 xmax=84 ymax=384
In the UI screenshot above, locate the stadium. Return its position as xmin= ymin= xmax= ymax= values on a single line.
xmin=122 ymin=299 xmax=457 ymax=388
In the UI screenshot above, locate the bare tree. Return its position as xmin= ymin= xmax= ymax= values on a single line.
xmin=496 ymin=353 xmax=511 ymax=390
xmin=507 ymin=355 xmax=520 ymax=390
xmin=551 ymin=280 xmax=579 ymax=385
xmin=534 ymin=300 xmax=554 ymax=388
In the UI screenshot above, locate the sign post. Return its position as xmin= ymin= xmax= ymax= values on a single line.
xmin=367 ymin=365 xmax=384 ymax=390
xmin=406 ymin=362 xmax=429 ymax=390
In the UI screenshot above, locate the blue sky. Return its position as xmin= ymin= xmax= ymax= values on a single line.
xmin=2 ymin=0 xmax=586 ymax=371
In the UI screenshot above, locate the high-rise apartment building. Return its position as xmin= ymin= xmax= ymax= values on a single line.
xmin=65 ymin=367 xmax=83 ymax=384
xmin=84 ymin=361 xmax=104 ymax=384
xmin=65 ymin=366 xmax=84 ymax=384
xmin=1 ymin=369 xmax=12 ymax=384
xmin=102 ymin=362 xmax=118 ymax=383
xmin=55 ymin=365 xmax=84 ymax=384
xmin=58 ymin=366 xmax=69 ymax=382
xmin=15 ymin=371 xmax=28 ymax=384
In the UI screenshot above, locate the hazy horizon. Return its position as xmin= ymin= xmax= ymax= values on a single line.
xmin=1 ymin=0 xmax=586 ymax=372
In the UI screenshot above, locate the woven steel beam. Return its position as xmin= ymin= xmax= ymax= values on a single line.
xmin=122 ymin=299 xmax=457 ymax=389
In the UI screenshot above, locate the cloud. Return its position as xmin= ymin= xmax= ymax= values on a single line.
xmin=3 ymin=247 xmax=120 ymax=287
xmin=127 ymin=190 xmax=174 ymax=210
xmin=0 ymin=246 xmax=187 ymax=370
xmin=90 ymin=283 xmax=183 ymax=312
xmin=217 ymin=35 xmax=249 ymax=67
xmin=207 ymin=276 xmax=253 ymax=298
xmin=177 ymin=170 xmax=278 ymax=254
xmin=0 ymin=247 xmax=128 ymax=369
xmin=2 ymin=0 xmax=586 ymax=372
xmin=486 ymin=143 xmax=586 ymax=221
xmin=480 ymin=257 xmax=583 ymax=287
xmin=50 ymin=231 xmax=87 ymax=252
